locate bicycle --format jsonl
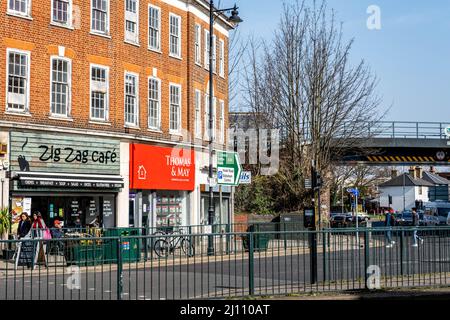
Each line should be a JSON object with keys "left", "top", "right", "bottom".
{"left": 153, "top": 227, "right": 195, "bottom": 258}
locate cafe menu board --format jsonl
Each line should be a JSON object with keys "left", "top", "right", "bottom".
{"left": 15, "top": 239, "right": 38, "bottom": 269}
{"left": 87, "top": 199, "right": 98, "bottom": 222}
{"left": 156, "top": 194, "right": 182, "bottom": 227}
{"left": 70, "top": 200, "right": 80, "bottom": 217}
{"left": 102, "top": 196, "right": 115, "bottom": 228}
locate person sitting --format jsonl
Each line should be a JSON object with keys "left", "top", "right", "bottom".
{"left": 51, "top": 219, "right": 64, "bottom": 238}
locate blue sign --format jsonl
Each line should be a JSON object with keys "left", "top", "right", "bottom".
{"left": 347, "top": 188, "right": 359, "bottom": 196}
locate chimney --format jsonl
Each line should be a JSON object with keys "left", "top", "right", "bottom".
{"left": 415, "top": 166, "right": 423, "bottom": 179}
{"left": 408, "top": 166, "right": 416, "bottom": 179}
{"left": 391, "top": 169, "right": 398, "bottom": 179}
{"left": 430, "top": 166, "right": 435, "bottom": 174}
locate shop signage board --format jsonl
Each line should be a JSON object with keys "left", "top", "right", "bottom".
{"left": 15, "top": 237, "right": 39, "bottom": 269}
{"left": 217, "top": 151, "right": 242, "bottom": 186}
{"left": 18, "top": 179, "right": 123, "bottom": 189}
{"left": 130, "top": 144, "right": 195, "bottom": 191}
{"left": 10, "top": 131, "right": 120, "bottom": 175}
{"left": 239, "top": 171, "right": 252, "bottom": 184}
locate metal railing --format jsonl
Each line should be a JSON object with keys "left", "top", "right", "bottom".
{"left": 364, "top": 121, "right": 450, "bottom": 139}
{"left": 1, "top": 226, "right": 450, "bottom": 300}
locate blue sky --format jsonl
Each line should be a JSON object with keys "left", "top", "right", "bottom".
{"left": 219, "top": 0, "right": 450, "bottom": 122}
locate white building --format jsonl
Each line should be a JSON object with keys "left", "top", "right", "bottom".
{"left": 379, "top": 172, "right": 433, "bottom": 212}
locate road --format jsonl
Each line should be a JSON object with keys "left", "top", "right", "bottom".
{"left": 1, "top": 233, "right": 450, "bottom": 300}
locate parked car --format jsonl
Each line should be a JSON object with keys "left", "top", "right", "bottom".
{"left": 330, "top": 215, "right": 347, "bottom": 228}
{"left": 394, "top": 211, "right": 413, "bottom": 226}
{"left": 424, "top": 202, "right": 450, "bottom": 225}
{"left": 345, "top": 215, "right": 369, "bottom": 227}
{"left": 420, "top": 211, "right": 440, "bottom": 226}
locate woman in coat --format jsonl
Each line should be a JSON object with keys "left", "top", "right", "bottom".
{"left": 31, "top": 212, "right": 47, "bottom": 238}
{"left": 17, "top": 213, "right": 32, "bottom": 239}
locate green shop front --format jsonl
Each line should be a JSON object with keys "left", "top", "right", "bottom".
{"left": 9, "top": 131, "right": 124, "bottom": 229}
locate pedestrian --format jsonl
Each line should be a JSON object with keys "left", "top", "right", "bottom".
{"left": 17, "top": 212, "right": 32, "bottom": 239}
{"left": 385, "top": 210, "right": 396, "bottom": 248}
{"left": 412, "top": 208, "right": 424, "bottom": 247}
{"left": 31, "top": 212, "right": 47, "bottom": 238}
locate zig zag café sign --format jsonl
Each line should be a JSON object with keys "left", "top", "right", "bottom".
{"left": 129, "top": 144, "right": 195, "bottom": 191}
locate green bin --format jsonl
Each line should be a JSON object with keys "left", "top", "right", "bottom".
{"left": 65, "top": 240, "right": 104, "bottom": 266}
{"left": 243, "top": 224, "right": 271, "bottom": 251}
{"left": 103, "top": 228, "right": 141, "bottom": 263}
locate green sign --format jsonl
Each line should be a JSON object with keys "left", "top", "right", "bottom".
{"left": 217, "top": 151, "right": 242, "bottom": 186}
{"left": 10, "top": 131, "right": 120, "bottom": 175}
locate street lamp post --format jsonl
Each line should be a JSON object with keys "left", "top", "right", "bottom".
{"left": 207, "top": 1, "right": 242, "bottom": 256}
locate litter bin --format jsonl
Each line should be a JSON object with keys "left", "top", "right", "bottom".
{"left": 242, "top": 224, "right": 271, "bottom": 251}
{"left": 103, "top": 228, "right": 141, "bottom": 263}
{"left": 65, "top": 238, "right": 104, "bottom": 266}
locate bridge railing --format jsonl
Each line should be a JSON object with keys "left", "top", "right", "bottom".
{"left": 364, "top": 121, "right": 450, "bottom": 139}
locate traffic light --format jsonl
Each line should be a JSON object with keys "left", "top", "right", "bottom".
{"left": 316, "top": 173, "right": 323, "bottom": 188}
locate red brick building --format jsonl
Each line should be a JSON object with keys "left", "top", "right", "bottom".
{"left": 0, "top": 0, "right": 234, "bottom": 230}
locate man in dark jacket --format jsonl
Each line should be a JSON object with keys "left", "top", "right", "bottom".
{"left": 412, "top": 208, "right": 424, "bottom": 247}
{"left": 385, "top": 211, "right": 396, "bottom": 248}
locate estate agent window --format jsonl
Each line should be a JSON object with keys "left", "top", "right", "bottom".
{"left": 169, "top": 83, "right": 181, "bottom": 133}
{"left": 148, "top": 77, "right": 161, "bottom": 130}
{"left": 125, "top": 72, "right": 139, "bottom": 126}
{"left": 50, "top": 57, "right": 71, "bottom": 117}
{"left": 90, "top": 64, "right": 109, "bottom": 121}
{"left": 169, "top": 13, "right": 181, "bottom": 58}
{"left": 91, "top": 0, "right": 109, "bottom": 34}
{"left": 52, "top": 0, "right": 72, "bottom": 26}
{"left": 125, "top": 0, "right": 139, "bottom": 44}
{"left": 6, "top": 49, "right": 30, "bottom": 113}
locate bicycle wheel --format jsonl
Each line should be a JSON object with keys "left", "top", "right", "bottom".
{"left": 181, "top": 238, "right": 195, "bottom": 257}
{"left": 153, "top": 239, "right": 170, "bottom": 258}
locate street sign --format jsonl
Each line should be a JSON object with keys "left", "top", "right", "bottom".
{"left": 445, "top": 126, "right": 450, "bottom": 138}
{"left": 217, "top": 151, "right": 242, "bottom": 186}
{"left": 304, "top": 179, "right": 312, "bottom": 189}
{"left": 347, "top": 188, "right": 359, "bottom": 196}
{"left": 239, "top": 171, "right": 252, "bottom": 184}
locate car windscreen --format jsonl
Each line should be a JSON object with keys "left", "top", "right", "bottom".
{"left": 402, "top": 212, "right": 412, "bottom": 218}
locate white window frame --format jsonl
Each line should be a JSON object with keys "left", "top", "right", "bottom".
{"left": 147, "top": 76, "right": 161, "bottom": 130}
{"left": 169, "top": 13, "right": 181, "bottom": 59}
{"left": 194, "top": 89, "right": 202, "bottom": 138}
{"left": 89, "top": 63, "right": 110, "bottom": 122}
{"left": 194, "top": 24, "right": 202, "bottom": 66}
{"left": 204, "top": 29, "right": 210, "bottom": 70}
{"left": 219, "top": 39, "right": 225, "bottom": 78}
{"left": 219, "top": 100, "right": 225, "bottom": 143}
{"left": 212, "top": 35, "right": 217, "bottom": 74}
{"left": 204, "top": 93, "right": 209, "bottom": 141}
{"left": 148, "top": 4, "right": 161, "bottom": 52}
{"left": 212, "top": 97, "right": 217, "bottom": 142}
{"left": 124, "top": 71, "right": 139, "bottom": 127}
{"left": 91, "top": 0, "right": 110, "bottom": 35}
{"left": 124, "top": 0, "right": 139, "bottom": 45}
{"left": 51, "top": 0, "right": 73, "bottom": 27}
{"left": 169, "top": 83, "right": 182, "bottom": 134}
{"left": 7, "top": 0, "right": 32, "bottom": 18}
{"left": 6, "top": 48, "right": 31, "bottom": 114}
{"left": 49, "top": 56, "right": 72, "bottom": 118}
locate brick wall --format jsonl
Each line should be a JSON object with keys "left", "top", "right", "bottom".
{"left": 0, "top": 0, "right": 230, "bottom": 147}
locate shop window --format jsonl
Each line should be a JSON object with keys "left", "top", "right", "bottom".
{"left": 156, "top": 193, "right": 183, "bottom": 227}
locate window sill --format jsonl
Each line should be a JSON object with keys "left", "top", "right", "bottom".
{"left": 89, "top": 31, "right": 112, "bottom": 39}
{"left": 89, "top": 120, "right": 111, "bottom": 126}
{"left": 124, "top": 40, "right": 140, "bottom": 47}
{"left": 148, "top": 48, "right": 162, "bottom": 54}
{"left": 170, "top": 131, "right": 183, "bottom": 137}
{"left": 50, "top": 22, "right": 74, "bottom": 30}
{"left": 5, "top": 111, "right": 32, "bottom": 117}
{"left": 124, "top": 124, "right": 140, "bottom": 129}
{"left": 195, "top": 62, "right": 203, "bottom": 68}
{"left": 147, "top": 128, "right": 163, "bottom": 133}
{"left": 49, "top": 116, "right": 73, "bottom": 122}
{"left": 6, "top": 12, "right": 33, "bottom": 21}
{"left": 169, "top": 54, "right": 183, "bottom": 61}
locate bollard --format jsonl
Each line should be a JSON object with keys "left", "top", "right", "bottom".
{"left": 364, "top": 230, "right": 370, "bottom": 289}
{"left": 117, "top": 236, "right": 123, "bottom": 300}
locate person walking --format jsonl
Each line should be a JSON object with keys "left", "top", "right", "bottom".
{"left": 17, "top": 213, "right": 32, "bottom": 239}
{"left": 412, "top": 208, "right": 424, "bottom": 247}
{"left": 385, "top": 210, "right": 396, "bottom": 248}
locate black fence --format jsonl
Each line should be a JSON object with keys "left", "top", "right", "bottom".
{"left": 1, "top": 226, "right": 450, "bottom": 300}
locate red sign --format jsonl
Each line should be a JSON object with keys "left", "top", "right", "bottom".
{"left": 129, "top": 144, "right": 195, "bottom": 191}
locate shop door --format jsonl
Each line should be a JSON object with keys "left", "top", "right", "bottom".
{"left": 129, "top": 198, "right": 135, "bottom": 227}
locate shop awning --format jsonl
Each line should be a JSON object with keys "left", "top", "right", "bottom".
{"left": 15, "top": 172, "right": 124, "bottom": 189}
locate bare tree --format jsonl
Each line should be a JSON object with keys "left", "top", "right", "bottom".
{"left": 241, "top": 0, "right": 383, "bottom": 212}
